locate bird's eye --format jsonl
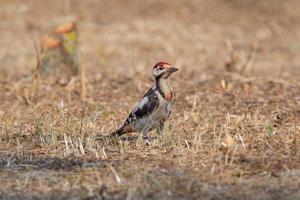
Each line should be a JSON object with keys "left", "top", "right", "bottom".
{"left": 158, "top": 66, "right": 164, "bottom": 70}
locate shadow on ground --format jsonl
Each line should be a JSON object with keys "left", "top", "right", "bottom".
{"left": 0, "top": 169, "right": 299, "bottom": 200}
{"left": 0, "top": 155, "right": 118, "bottom": 171}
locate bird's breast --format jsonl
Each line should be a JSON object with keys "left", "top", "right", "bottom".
{"left": 165, "top": 92, "right": 173, "bottom": 101}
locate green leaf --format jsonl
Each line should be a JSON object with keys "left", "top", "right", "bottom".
{"left": 266, "top": 122, "right": 275, "bottom": 136}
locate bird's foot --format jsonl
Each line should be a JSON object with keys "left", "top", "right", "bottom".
{"left": 142, "top": 135, "right": 160, "bottom": 145}
{"left": 142, "top": 134, "right": 152, "bottom": 145}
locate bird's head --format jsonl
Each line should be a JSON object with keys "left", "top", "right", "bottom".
{"left": 152, "top": 62, "right": 179, "bottom": 80}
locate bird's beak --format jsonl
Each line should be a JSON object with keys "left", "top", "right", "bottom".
{"left": 167, "top": 67, "right": 179, "bottom": 73}
{"left": 164, "top": 67, "right": 179, "bottom": 78}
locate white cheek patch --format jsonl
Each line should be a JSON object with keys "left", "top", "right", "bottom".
{"left": 153, "top": 68, "right": 160, "bottom": 76}
{"left": 153, "top": 68, "right": 165, "bottom": 77}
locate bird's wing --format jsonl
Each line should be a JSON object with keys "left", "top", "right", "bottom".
{"left": 124, "top": 86, "right": 159, "bottom": 125}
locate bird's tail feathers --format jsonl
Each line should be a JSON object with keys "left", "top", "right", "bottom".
{"left": 110, "top": 126, "right": 124, "bottom": 137}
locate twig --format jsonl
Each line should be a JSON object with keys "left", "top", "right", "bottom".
{"left": 239, "top": 51, "right": 254, "bottom": 75}
{"left": 108, "top": 164, "right": 122, "bottom": 184}
{"left": 79, "top": 104, "right": 87, "bottom": 138}
{"left": 32, "top": 39, "right": 41, "bottom": 103}
{"left": 79, "top": 51, "right": 87, "bottom": 101}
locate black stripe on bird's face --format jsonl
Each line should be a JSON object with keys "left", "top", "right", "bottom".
{"left": 154, "top": 67, "right": 178, "bottom": 80}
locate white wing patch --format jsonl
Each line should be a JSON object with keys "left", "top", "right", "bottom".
{"left": 131, "top": 96, "right": 149, "bottom": 114}
{"left": 137, "top": 96, "right": 148, "bottom": 109}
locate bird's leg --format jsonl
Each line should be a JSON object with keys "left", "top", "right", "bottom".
{"left": 142, "top": 131, "right": 149, "bottom": 139}
{"left": 142, "top": 132, "right": 151, "bottom": 145}
{"left": 156, "top": 121, "right": 165, "bottom": 137}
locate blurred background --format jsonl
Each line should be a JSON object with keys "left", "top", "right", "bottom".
{"left": 1, "top": 0, "right": 300, "bottom": 79}
{"left": 0, "top": 1, "right": 300, "bottom": 199}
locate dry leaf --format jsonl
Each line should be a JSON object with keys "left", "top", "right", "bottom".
{"left": 54, "top": 22, "right": 76, "bottom": 33}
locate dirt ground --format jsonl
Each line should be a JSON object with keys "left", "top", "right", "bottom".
{"left": 0, "top": 0, "right": 300, "bottom": 199}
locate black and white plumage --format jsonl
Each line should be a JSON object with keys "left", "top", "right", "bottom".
{"left": 110, "top": 62, "right": 178, "bottom": 137}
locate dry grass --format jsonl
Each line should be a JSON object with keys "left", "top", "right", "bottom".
{"left": 0, "top": 0, "right": 300, "bottom": 199}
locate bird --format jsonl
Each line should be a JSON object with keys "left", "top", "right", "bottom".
{"left": 110, "top": 62, "right": 179, "bottom": 139}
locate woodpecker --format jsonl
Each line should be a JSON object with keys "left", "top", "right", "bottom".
{"left": 110, "top": 62, "right": 179, "bottom": 138}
